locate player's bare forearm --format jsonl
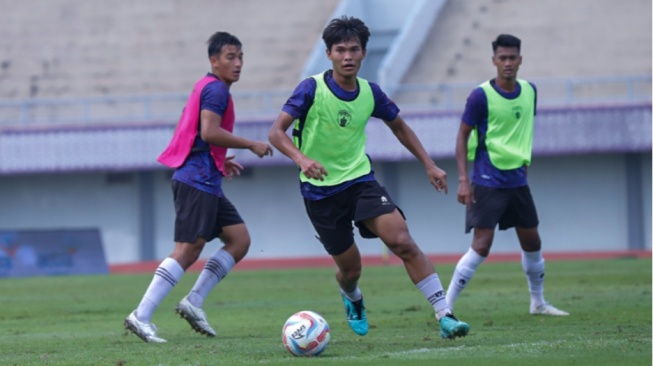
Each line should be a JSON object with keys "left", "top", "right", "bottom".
{"left": 387, "top": 118, "right": 436, "bottom": 169}
{"left": 269, "top": 129, "right": 303, "bottom": 164}
{"left": 455, "top": 122, "right": 475, "bottom": 205}
{"left": 455, "top": 144, "right": 469, "bottom": 183}
{"left": 202, "top": 125, "right": 253, "bottom": 149}
{"left": 387, "top": 117, "right": 447, "bottom": 192}
{"left": 269, "top": 111, "right": 328, "bottom": 180}
{"left": 455, "top": 122, "right": 473, "bottom": 182}
{"left": 268, "top": 111, "right": 305, "bottom": 165}
{"left": 200, "top": 110, "right": 262, "bottom": 150}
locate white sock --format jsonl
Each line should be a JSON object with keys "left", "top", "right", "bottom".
{"left": 522, "top": 250, "right": 546, "bottom": 307}
{"left": 416, "top": 273, "right": 450, "bottom": 320}
{"left": 136, "top": 257, "right": 184, "bottom": 322}
{"left": 340, "top": 286, "right": 362, "bottom": 302}
{"left": 446, "top": 248, "right": 486, "bottom": 310}
{"left": 187, "top": 249, "right": 236, "bottom": 307}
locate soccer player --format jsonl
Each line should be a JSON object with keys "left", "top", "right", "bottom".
{"left": 445, "top": 34, "right": 569, "bottom": 316}
{"left": 268, "top": 16, "right": 470, "bottom": 340}
{"left": 124, "top": 31, "right": 273, "bottom": 343}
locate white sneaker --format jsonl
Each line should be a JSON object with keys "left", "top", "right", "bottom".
{"left": 530, "top": 303, "right": 569, "bottom": 316}
{"left": 124, "top": 311, "right": 167, "bottom": 343}
{"left": 175, "top": 296, "right": 216, "bottom": 337}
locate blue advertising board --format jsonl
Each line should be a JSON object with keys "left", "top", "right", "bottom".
{"left": 0, "top": 228, "right": 108, "bottom": 277}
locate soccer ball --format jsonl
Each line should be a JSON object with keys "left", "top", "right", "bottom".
{"left": 282, "top": 310, "right": 331, "bottom": 357}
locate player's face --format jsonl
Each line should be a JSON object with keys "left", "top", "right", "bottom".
{"left": 210, "top": 44, "right": 243, "bottom": 86}
{"left": 326, "top": 39, "right": 366, "bottom": 79}
{"left": 492, "top": 46, "right": 522, "bottom": 80}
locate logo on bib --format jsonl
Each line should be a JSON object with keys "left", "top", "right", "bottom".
{"left": 337, "top": 110, "right": 352, "bottom": 127}
{"left": 512, "top": 106, "right": 523, "bottom": 119}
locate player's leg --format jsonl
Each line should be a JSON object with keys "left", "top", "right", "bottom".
{"left": 446, "top": 185, "right": 507, "bottom": 310}
{"left": 178, "top": 196, "right": 249, "bottom": 336}
{"left": 357, "top": 181, "right": 469, "bottom": 339}
{"left": 125, "top": 181, "right": 210, "bottom": 343}
{"left": 363, "top": 210, "right": 433, "bottom": 284}
{"left": 512, "top": 186, "right": 568, "bottom": 316}
{"left": 124, "top": 239, "right": 204, "bottom": 343}
{"left": 332, "top": 243, "right": 362, "bottom": 298}
{"left": 186, "top": 223, "right": 249, "bottom": 308}
{"left": 364, "top": 210, "right": 469, "bottom": 339}
{"left": 331, "top": 243, "right": 369, "bottom": 335}
{"left": 304, "top": 185, "right": 368, "bottom": 335}
{"left": 445, "top": 229, "right": 493, "bottom": 310}
{"left": 363, "top": 208, "right": 469, "bottom": 339}
{"left": 516, "top": 227, "right": 569, "bottom": 316}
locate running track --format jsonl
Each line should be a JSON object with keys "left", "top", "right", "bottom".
{"left": 110, "top": 250, "right": 651, "bottom": 274}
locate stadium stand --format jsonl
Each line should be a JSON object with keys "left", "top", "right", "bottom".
{"left": 0, "top": 0, "right": 340, "bottom": 99}
{"left": 394, "top": 0, "right": 652, "bottom": 108}
{"left": 1, "top": 0, "right": 649, "bottom": 124}
{"left": 404, "top": 0, "right": 652, "bottom": 83}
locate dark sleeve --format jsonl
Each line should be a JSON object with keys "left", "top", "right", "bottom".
{"left": 369, "top": 82, "right": 399, "bottom": 122}
{"left": 461, "top": 87, "right": 487, "bottom": 127}
{"left": 200, "top": 81, "right": 230, "bottom": 116}
{"left": 529, "top": 81, "right": 537, "bottom": 116}
{"left": 281, "top": 78, "right": 317, "bottom": 120}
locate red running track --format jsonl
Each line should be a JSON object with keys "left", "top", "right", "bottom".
{"left": 110, "top": 250, "right": 651, "bottom": 274}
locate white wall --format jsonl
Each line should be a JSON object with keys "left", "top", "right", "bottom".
{"left": 0, "top": 172, "right": 140, "bottom": 263}
{"left": 376, "top": 154, "right": 642, "bottom": 256}
{"left": 0, "top": 152, "right": 650, "bottom": 264}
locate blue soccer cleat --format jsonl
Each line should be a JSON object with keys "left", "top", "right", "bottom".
{"left": 342, "top": 295, "right": 368, "bottom": 336}
{"left": 439, "top": 313, "right": 470, "bottom": 339}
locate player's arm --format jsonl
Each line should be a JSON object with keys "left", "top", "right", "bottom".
{"left": 268, "top": 111, "right": 327, "bottom": 181}
{"left": 384, "top": 115, "right": 447, "bottom": 193}
{"left": 456, "top": 121, "right": 474, "bottom": 207}
{"left": 200, "top": 110, "right": 272, "bottom": 158}
{"left": 456, "top": 87, "right": 485, "bottom": 207}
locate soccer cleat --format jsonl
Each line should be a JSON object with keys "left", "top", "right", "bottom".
{"left": 175, "top": 296, "right": 217, "bottom": 337}
{"left": 124, "top": 311, "right": 167, "bottom": 343}
{"left": 439, "top": 313, "right": 470, "bottom": 339}
{"left": 530, "top": 303, "right": 569, "bottom": 316}
{"left": 342, "top": 295, "right": 368, "bottom": 336}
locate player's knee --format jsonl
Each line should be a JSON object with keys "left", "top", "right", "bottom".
{"left": 385, "top": 232, "right": 419, "bottom": 258}
{"left": 171, "top": 242, "right": 205, "bottom": 268}
{"left": 232, "top": 233, "right": 251, "bottom": 248}
{"left": 341, "top": 267, "right": 362, "bottom": 283}
{"left": 520, "top": 235, "right": 541, "bottom": 251}
{"left": 471, "top": 243, "right": 491, "bottom": 257}
{"left": 224, "top": 235, "right": 250, "bottom": 262}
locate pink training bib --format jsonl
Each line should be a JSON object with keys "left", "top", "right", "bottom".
{"left": 157, "top": 75, "right": 235, "bottom": 175}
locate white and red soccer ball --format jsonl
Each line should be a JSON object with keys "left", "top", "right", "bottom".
{"left": 282, "top": 310, "right": 331, "bottom": 357}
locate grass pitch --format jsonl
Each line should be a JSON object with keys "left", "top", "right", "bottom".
{"left": 1, "top": 257, "right": 650, "bottom": 365}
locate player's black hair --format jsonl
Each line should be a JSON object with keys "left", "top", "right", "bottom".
{"left": 492, "top": 34, "right": 521, "bottom": 53}
{"left": 207, "top": 32, "right": 242, "bottom": 57}
{"left": 322, "top": 16, "right": 370, "bottom": 51}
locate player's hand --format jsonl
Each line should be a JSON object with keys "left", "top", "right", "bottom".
{"left": 249, "top": 141, "right": 273, "bottom": 158}
{"left": 299, "top": 157, "right": 328, "bottom": 181}
{"left": 457, "top": 179, "right": 475, "bottom": 208}
{"left": 427, "top": 165, "right": 448, "bottom": 194}
{"left": 223, "top": 156, "right": 243, "bottom": 180}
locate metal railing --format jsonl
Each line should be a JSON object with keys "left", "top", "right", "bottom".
{"left": 394, "top": 75, "right": 652, "bottom": 112}
{"left": 0, "top": 75, "right": 650, "bottom": 126}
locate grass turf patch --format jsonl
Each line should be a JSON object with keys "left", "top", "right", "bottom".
{"left": 0, "top": 257, "right": 650, "bottom": 365}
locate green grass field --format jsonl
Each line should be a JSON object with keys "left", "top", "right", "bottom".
{"left": 1, "top": 257, "right": 650, "bottom": 366}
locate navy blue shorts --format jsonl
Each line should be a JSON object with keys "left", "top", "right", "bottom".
{"left": 172, "top": 180, "right": 244, "bottom": 243}
{"left": 304, "top": 180, "right": 402, "bottom": 256}
{"left": 465, "top": 184, "right": 539, "bottom": 233}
